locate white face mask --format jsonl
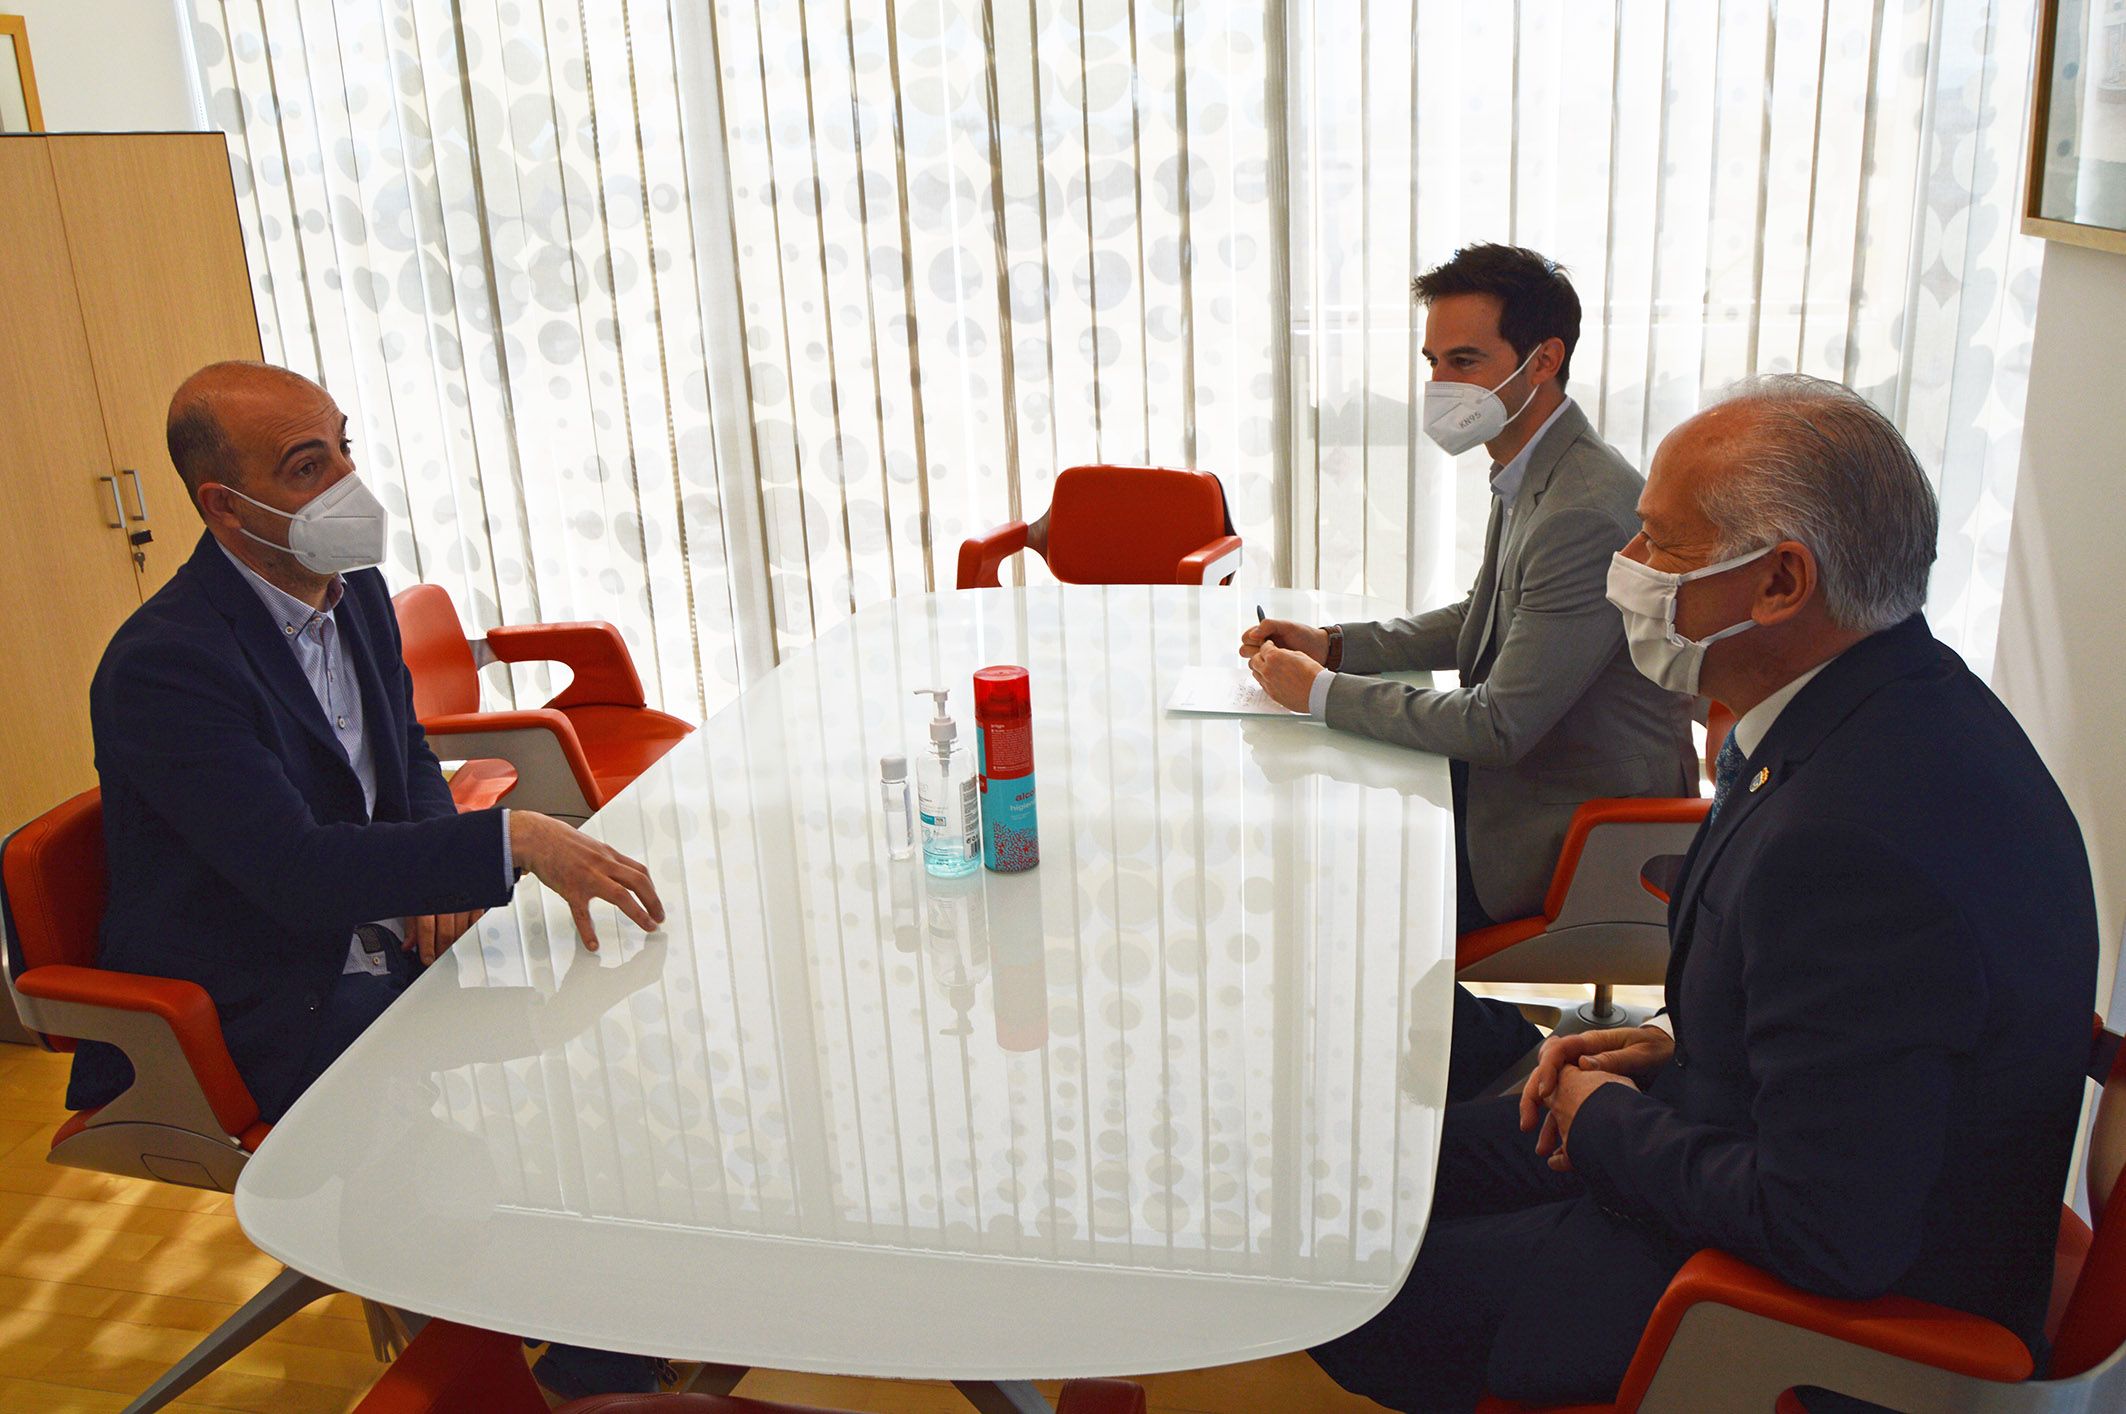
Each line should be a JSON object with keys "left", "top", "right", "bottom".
{"left": 1422, "top": 345, "right": 1542, "bottom": 456}
{"left": 223, "top": 473, "right": 389, "bottom": 575}
{"left": 1605, "top": 545, "right": 1774, "bottom": 696}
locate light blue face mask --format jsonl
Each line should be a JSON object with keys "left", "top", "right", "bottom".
{"left": 1604, "top": 544, "right": 1774, "bottom": 695}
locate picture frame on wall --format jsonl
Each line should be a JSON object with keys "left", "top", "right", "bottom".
{"left": 2027, "top": 0, "right": 2126, "bottom": 255}
{"left": 0, "top": 13, "right": 41, "bottom": 134}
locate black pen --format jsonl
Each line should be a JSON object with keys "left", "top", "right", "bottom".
{"left": 1256, "top": 604, "right": 1266, "bottom": 624}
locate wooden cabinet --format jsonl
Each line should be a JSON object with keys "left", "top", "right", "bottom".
{"left": 0, "top": 133, "right": 262, "bottom": 835}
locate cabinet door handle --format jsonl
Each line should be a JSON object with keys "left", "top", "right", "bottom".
{"left": 122, "top": 468, "right": 149, "bottom": 522}
{"left": 98, "top": 475, "right": 125, "bottom": 528}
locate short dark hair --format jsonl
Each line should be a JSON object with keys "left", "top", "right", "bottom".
{"left": 1412, "top": 243, "right": 1581, "bottom": 390}
{"left": 166, "top": 399, "right": 236, "bottom": 505}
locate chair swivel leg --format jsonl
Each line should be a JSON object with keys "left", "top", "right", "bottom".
{"left": 121, "top": 1264, "right": 337, "bottom": 1414}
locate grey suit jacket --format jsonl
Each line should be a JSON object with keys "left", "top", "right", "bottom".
{"left": 1323, "top": 401, "right": 1695, "bottom": 922}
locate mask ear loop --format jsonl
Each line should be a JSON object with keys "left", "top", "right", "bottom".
{"left": 1495, "top": 343, "right": 1545, "bottom": 428}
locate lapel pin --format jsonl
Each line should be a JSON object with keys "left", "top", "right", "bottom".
{"left": 1749, "top": 767, "right": 1770, "bottom": 793}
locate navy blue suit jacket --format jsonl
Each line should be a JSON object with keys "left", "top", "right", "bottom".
{"left": 68, "top": 532, "right": 515, "bottom": 1122}
{"left": 1569, "top": 615, "right": 2096, "bottom": 1357}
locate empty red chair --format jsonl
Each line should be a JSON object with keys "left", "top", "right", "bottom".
{"left": 1, "top": 789, "right": 399, "bottom": 1411}
{"left": 1476, "top": 1018, "right": 2126, "bottom": 1412}
{"left": 393, "top": 584, "right": 693, "bottom": 822}
{"left": 957, "top": 464, "right": 1242, "bottom": 589}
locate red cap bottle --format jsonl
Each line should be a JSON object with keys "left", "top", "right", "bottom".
{"left": 972, "top": 665, "right": 1038, "bottom": 871}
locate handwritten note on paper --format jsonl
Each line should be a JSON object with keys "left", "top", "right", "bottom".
{"left": 1165, "top": 666, "right": 1311, "bottom": 718}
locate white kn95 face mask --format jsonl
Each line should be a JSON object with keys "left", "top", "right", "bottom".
{"left": 225, "top": 473, "right": 389, "bottom": 576}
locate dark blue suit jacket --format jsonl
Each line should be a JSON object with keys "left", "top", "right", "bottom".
{"left": 68, "top": 533, "right": 515, "bottom": 1122}
{"left": 1568, "top": 614, "right": 2096, "bottom": 1359}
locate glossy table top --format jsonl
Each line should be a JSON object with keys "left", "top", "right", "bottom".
{"left": 234, "top": 586, "right": 1457, "bottom": 1379}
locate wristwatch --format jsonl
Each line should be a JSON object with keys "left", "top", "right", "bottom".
{"left": 1322, "top": 624, "right": 1343, "bottom": 671}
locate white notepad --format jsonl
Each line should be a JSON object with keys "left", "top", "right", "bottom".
{"left": 1165, "top": 666, "right": 1311, "bottom": 717}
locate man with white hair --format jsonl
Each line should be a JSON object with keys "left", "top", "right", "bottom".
{"left": 1311, "top": 375, "right": 2098, "bottom": 1410}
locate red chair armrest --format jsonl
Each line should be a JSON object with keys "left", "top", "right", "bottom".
{"left": 420, "top": 705, "right": 608, "bottom": 816}
{"left": 958, "top": 521, "right": 1029, "bottom": 589}
{"left": 14, "top": 963, "right": 259, "bottom": 1138}
{"left": 1541, "top": 797, "right": 1710, "bottom": 919}
{"left": 1176, "top": 533, "right": 1244, "bottom": 585}
{"left": 1456, "top": 915, "right": 1551, "bottom": 970}
{"left": 485, "top": 622, "right": 647, "bottom": 710}
{"left": 1612, "top": 1250, "right": 2033, "bottom": 1410}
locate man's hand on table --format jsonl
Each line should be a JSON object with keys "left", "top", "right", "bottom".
{"left": 1519, "top": 1024, "right": 1673, "bottom": 1172}
{"left": 509, "top": 811, "right": 666, "bottom": 952}
{"left": 403, "top": 910, "right": 482, "bottom": 966}
{"left": 1240, "top": 618, "right": 1330, "bottom": 665}
{"left": 1246, "top": 641, "right": 1326, "bottom": 712}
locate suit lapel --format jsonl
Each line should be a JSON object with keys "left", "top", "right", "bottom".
{"left": 1461, "top": 502, "right": 1506, "bottom": 676}
{"left": 1662, "top": 615, "right": 1949, "bottom": 1007}
{"left": 337, "top": 578, "right": 406, "bottom": 821}
{"left": 1467, "top": 402, "right": 1590, "bottom": 672}
{"left": 192, "top": 532, "right": 351, "bottom": 764}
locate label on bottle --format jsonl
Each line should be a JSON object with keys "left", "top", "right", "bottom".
{"left": 959, "top": 776, "right": 981, "bottom": 857}
{"left": 978, "top": 718, "right": 1034, "bottom": 778}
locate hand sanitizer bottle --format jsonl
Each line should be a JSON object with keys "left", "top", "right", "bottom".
{"left": 913, "top": 688, "right": 980, "bottom": 878}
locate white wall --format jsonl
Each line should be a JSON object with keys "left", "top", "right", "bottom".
{"left": 7, "top": 0, "right": 196, "bottom": 132}
{"left": 1993, "top": 238, "right": 2126, "bottom": 1013}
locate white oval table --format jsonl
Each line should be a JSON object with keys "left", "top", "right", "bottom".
{"left": 234, "top": 585, "right": 1457, "bottom": 1405}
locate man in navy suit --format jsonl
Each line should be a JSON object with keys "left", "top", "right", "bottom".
{"left": 72, "top": 361, "right": 670, "bottom": 1397}
{"left": 1312, "top": 375, "right": 2098, "bottom": 1410}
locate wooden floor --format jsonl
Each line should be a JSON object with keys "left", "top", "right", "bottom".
{"left": 0, "top": 1043, "right": 1390, "bottom": 1413}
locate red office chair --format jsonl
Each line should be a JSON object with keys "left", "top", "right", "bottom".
{"left": 555, "top": 1382, "right": 1149, "bottom": 1413}
{"left": 1456, "top": 701, "right": 1732, "bottom": 1033}
{"left": 393, "top": 584, "right": 693, "bottom": 822}
{"left": 1454, "top": 797, "right": 1710, "bottom": 1031}
{"left": 0, "top": 789, "right": 404, "bottom": 1411}
{"left": 956, "top": 464, "right": 1243, "bottom": 589}
{"left": 1476, "top": 1019, "right": 2126, "bottom": 1412}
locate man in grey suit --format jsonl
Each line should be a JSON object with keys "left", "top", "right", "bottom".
{"left": 1245, "top": 244, "right": 1694, "bottom": 1098}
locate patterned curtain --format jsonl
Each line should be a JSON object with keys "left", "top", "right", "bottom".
{"left": 188, "top": 0, "right": 2037, "bottom": 720}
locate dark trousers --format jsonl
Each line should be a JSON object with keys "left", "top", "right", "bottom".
{"left": 267, "top": 948, "right": 413, "bottom": 1122}
{"left": 1311, "top": 1095, "right": 1691, "bottom": 1411}
{"left": 1449, "top": 759, "right": 1544, "bottom": 1103}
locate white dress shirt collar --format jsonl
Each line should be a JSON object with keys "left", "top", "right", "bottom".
{"left": 1731, "top": 652, "right": 1843, "bottom": 758}
{"left": 1488, "top": 396, "right": 1574, "bottom": 505}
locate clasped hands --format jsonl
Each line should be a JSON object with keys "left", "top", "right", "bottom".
{"left": 1518, "top": 1024, "right": 1673, "bottom": 1172}
{"left": 1239, "top": 617, "right": 1329, "bottom": 712}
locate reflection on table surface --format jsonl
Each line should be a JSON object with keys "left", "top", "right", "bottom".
{"left": 236, "top": 586, "right": 1459, "bottom": 1377}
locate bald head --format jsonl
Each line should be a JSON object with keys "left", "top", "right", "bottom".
{"left": 166, "top": 361, "right": 331, "bottom": 509}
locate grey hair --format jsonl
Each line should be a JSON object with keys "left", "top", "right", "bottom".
{"left": 1698, "top": 374, "right": 1938, "bottom": 633}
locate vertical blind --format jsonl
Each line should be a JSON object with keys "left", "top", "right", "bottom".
{"left": 189, "top": 0, "right": 2038, "bottom": 715}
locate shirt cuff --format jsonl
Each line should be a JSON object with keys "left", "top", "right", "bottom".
{"left": 1644, "top": 1011, "right": 1673, "bottom": 1036}
{"left": 500, "top": 808, "right": 516, "bottom": 890}
{"left": 1307, "top": 669, "right": 1336, "bottom": 720}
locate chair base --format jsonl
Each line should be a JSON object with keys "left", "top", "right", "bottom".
{"left": 51, "top": 1120, "right": 248, "bottom": 1191}
{"left": 122, "top": 1265, "right": 335, "bottom": 1413}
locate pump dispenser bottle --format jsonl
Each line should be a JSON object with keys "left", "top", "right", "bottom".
{"left": 912, "top": 688, "right": 980, "bottom": 877}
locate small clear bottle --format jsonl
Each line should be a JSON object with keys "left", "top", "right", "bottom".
{"left": 879, "top": 754, "right": 915, "bottom": 860}
{"left": 912, "top": 688, "right": 980, "bottom": 878}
